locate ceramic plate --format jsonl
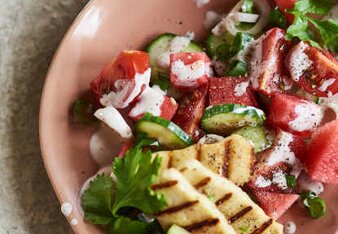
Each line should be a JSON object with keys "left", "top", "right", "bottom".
{"left": 39, "top": 0, "right": 337, "bottom": 233}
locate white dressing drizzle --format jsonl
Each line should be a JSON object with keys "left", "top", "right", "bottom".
{"left": 297, "top": 172, "right": 324, "bottom": 195}
{"left": 318, "top": 79, "right": 336, "bottom": 92}
{"left": 171, "top": 59, "right": 206, "bottom": 87}
{"left": 129, "top": 87, "right": 166, "bottom": 118}
{"left": 61, "top": 202, "right": 73, "bottom": 217}
{"left": 100, "top": 68, "right": 151, "bottom": 108}
{"left": 284, "top": 221, "right": 297, "bottom": 234}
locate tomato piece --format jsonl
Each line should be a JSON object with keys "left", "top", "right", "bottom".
{"left": 248, "top": 131, "right": 306, "bottom": 193}
{"left": 286, "top": 42, "right": 338, "bottom": 97}
{"left": 209, "top": 77, "right": 258, "bottom": 107}
{"left": 172, "top": 83, "right": 209, "bottom": 142}
{"left": 268, "top": 93, "right": 324, "bottom": 137}
{"left": 249, "top": 28, "right": 292, "bottom": 96}
{"left": 274, "top": 0, "right": 297, "bottom": 23}
{"left": 118, "top": 140, "right": 133, "bottom": 158}
{"left": 90, "top": 50, "right": 150, "bottom": 109}
{"left": 305, "top": 119, "right": 338, "bottom": 185}
{"left": 251, "top": 190, "right": 299, "bottom": 219}
{"left": 128, "top": 87, "right": 178, "bottom": 121}
{"left": 170, "top": 52, "right": 212, "bottom": 91}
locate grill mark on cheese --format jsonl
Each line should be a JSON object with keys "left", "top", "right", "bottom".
{"left": 249, "top": 148, "right": 255, "bottom": 176}
{"left": 229, "top": 206, "right": 253, "bottom": 223}
{"left": 168, "top": 151, "right": 173, "bottom": 168}
{"left": 223, "top": 140, "right": 230, "bottom": 178}
{"left": 184, "top": 218, "right": 220, "bottom": 232}
{"left": 151, "top": 180, "right": 178, "bottom": 191}
{"left": 215, "top": 193, "right": 233, "bottom": 206}
{"left": 251, "top": 219, "right": 273, "bottom": 234}
{"left": 179, "top": 167, "right": 188, "bottom": 173}
{"left": 196, "top": 144, "right": 202, "bottom": 161}
{"left": 193, "top": 177, "right": 211, "bottom": 189}
{"left": 157, "top": 200, "right": 199, "bottom": 216}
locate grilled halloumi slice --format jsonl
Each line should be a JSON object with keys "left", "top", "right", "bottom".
{"left": 173, "top": 159, "right": 283, "bottom": 234}
{"left": 152, "top": 168, "right": 236, "bottom": 234}
{"left": 154, "top": 134, "right": 255, "bottom": 186}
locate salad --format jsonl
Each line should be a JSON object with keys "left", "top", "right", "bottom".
{"left": 71, "top": 0, "right": 338, "bottom": 233}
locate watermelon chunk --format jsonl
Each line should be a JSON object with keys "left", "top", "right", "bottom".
{"left": 209, "top": 77, "right": 258, "bottom": 107}
{"left": 305, "top": 119, "right": 338, "bottom": 185}
{"left": 252, "top": 190, "right": 299, "bottom": 219}
{"left": 172, "top": 83, "right": 208, "bottom": 142}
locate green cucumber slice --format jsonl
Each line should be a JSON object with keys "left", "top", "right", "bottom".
{"left": 135, "top": 113, "right": 193, "bottom": 149}
{"left": 201, "top": 104, "right": 266, "bottom": 135}
{"left": 205, "top": 32, "right": 233, "bottom": 58}
{"left": 234, "top": 126, "right": 271, "bottom": 153}
{"left": 145, "top": 33, "right": 203, "bottom": 80}
{"left": 166, "top": 225, "right": 190, "bottom": 234}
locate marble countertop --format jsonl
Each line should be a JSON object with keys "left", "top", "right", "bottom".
{"left": 0, "top": 0, "right": 88, "bottom": 233}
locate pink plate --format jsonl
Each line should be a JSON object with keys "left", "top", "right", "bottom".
{"left": 39, "top": 0, "right": 337, "bottom": 233}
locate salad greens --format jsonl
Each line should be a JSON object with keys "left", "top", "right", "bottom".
{"left": 286, "top": 0, "right": 338, "bottom": 52}
{"left": 268, "top": 7, "right": 288, "bottom": 29}
{"left": 81, "top": 145, "right": 167, "bottom": 233}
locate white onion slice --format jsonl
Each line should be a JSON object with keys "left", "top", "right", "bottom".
{"left": 233, "top": 12, "right": 259, "bottom": 23}
{"left": 212, "top": 0, "right": 271, "bottom": 36}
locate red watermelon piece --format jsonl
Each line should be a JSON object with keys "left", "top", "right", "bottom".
{"left": 305, "top": 119, "right": 338, "bottom": 185}
{"left": 209, "top": 77, "right": 258, "bottom": 107}
{"left": 172, "top": 83, "right": 208, "bottom": 142}
{"left": 252, "top": 190, "right": 299, "bottom": 219}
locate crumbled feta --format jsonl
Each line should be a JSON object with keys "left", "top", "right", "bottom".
{"left": 284, "top": 221, "right": 297, "bottom": 234}
{"left": 152, "top": 85, "right": 167, "bottom": 95}
{"left": 255, "top": 175, "right": 272, "bottom": 188}
{"left": 234, "top": 81, "right": 249, "bottom": 97}
{"left": 100, "top": 68, "right": 151, "bottom": 108}
{"left": 94, "top": 106, "right": 133, "bottom": 139}
{"left": 171, "top": 59, "right": 206, "bottom": 87}
{"left": 288, "top": 42, "right": 312, "bottom": 82}
{"left": 61, "top": 203, "right": 73, "bottom": 217}
{"left": 129, "top": 87, "right": 165, "bottom": 118}
{"left": 170, "top": 36, "right": 191, "bottom": 53}
{"left": 195, "top": 0, "right": 210, "bottom": 8}
{"left": 289, "top": 102, "right": 323, "bottom": 132}
{"left": 156, "top": 52, "right": 171, "bottom": 69}
{"left": 272, "top": 172, "right": 288, "bottom": 190}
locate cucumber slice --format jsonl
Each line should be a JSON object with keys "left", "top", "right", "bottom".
{"left": 146, "top": 33, "right": 203, "bottom": 79}
{"left": 234, "top": 126, "right": 271, "bottom": 153}
{"left": 167, "top": 225, "right": 190, "bottom": 234}
{"left": 135, "top": 113, "right": 193, "bottom": 149}
{"left": 201, "top": 104, "right": 266, "bottom": 135}
{"left": 205, "top": 32, "right": 234, "bottom": 58}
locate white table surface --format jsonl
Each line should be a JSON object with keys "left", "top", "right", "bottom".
{"left": 0, "top": 0, "right": 88, "bottom": 233}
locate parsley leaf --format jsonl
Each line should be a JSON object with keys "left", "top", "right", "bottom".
{"left": 81, "top": 174, "right": 114, "bottom": 225}
{"left": 286, "top": 0, "right": 338, "bottom": 52}
{"left": 112, "top": 146, "right": 167, "bottom": 214}
{"left": 81, "top": 146, "right": 167, "bottom": 233}
{"left": 292, "top": 0, "right": 333, "bottom": 15}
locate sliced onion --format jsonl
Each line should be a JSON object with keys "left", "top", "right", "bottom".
{"left": 212, "top": 0, "right": 271, "bottom": 36}
{"left": 233, "top": 12, "right": 259, "bottom": 23}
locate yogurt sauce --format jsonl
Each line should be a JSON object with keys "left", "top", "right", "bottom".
{"left": 284, "top": 221, "right": 297, "bottom": 234}
{"left": 61, "top": 202, "right": 73, "bottom": 217}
